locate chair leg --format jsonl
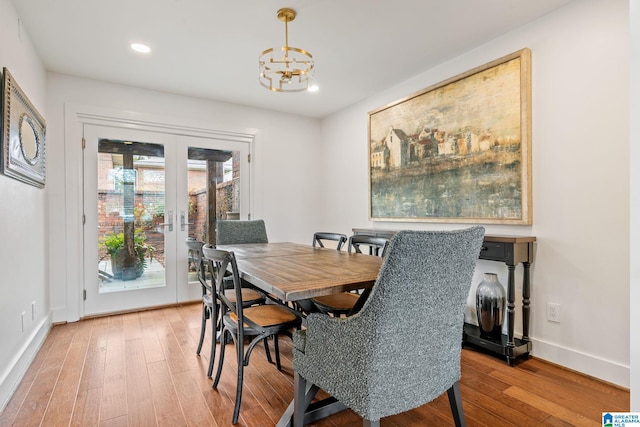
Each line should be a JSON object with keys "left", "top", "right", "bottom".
{"left": 196, "top": 303, "right": 207, "bottom": 355}
{"left": 215, "top": 312, "right": 223, "bottom": 343}
{"left": 274, "top": 335, "right": 282, "bottom": 371}
{"left": 232, "top": 332, "right": 245, "bottom": 424}
{"left": 207, "top": 303, "right": 218, "bottom": 378}
{"left": 447, "top": 381, "right": 467, "bottom": 427}
{"left": 212, "top": 329, "right": 228, "bottom": 389}
{"left": 293, "top": 372, "right": 307, "bottom": 427}
{"left": 363, "top": 419, "right": 380, "bottom": 427}
{"left": 263, "top": 337, "right": 273, "bottom": 363}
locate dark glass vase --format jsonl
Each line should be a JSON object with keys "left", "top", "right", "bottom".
{"left": 475, "top": 273, "right": 505, "bottom": 338}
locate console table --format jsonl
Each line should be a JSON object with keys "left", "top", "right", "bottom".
{"left": 352, "top": 229, "right": 536, "bottom": 366}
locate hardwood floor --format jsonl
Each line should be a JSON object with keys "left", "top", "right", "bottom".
{"left": 0, "top": 303, "right": 629, "bottom": 426}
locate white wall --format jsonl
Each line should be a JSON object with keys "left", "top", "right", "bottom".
{"left": 320, "top": 0, "right": 630, "bottom": 387}
{"left": 45, "top": 73, "right": 323, "bottom": 323}
{"left": 0, "top": 0, "right": 51, "bottom": 410}
{"left": 630, "top": 0, "right": 639, "bottom": 411}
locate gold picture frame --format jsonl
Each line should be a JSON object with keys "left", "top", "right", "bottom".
{"left": 1, "top": 68, "right": 46, "bottom": 188}
{"left": 368, "top": 48, "right": 531, "bottom": 224}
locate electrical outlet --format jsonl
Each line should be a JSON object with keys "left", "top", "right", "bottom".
{"left": 547, "top": 303, "right": 561, "bottom": 323}
{"left": 32, "top": 301, "right": 36, "bottom": 320}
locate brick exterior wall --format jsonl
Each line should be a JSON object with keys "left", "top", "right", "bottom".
{"left": 98, "top": 152, "right": 240, "bottom": 266}
{"left": 99, "top": 178, "right": 240, "bottom": 265}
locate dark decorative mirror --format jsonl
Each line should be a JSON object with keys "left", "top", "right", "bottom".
{"left": 1, "top": 68, "right": 46, "bottom": 188}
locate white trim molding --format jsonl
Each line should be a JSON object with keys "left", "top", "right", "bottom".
{"left": 533, "top": 337, "right": 630, "bottom": 389}
{"left": 58, "top": 103, "right": 259, "bottom": 322}
{"left": 0, "top": 313, "right": 52, "bottom": 412}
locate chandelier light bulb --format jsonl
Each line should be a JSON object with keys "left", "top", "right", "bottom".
{"left": 131, "top": 43, "right": 151, "bottom": 54}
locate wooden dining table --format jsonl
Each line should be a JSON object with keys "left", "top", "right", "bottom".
{"left": 216, "top": 241, "right": 384, "bottom": 427}
{"left": 217, "top": 241, "right": 384, "bottom": 302}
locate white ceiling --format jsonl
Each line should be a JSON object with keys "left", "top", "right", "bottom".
{"left": 10, "top": 0, "right": 575, "bottom": 119}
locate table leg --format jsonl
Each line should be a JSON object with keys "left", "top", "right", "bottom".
{"left": 506, "top": 263, "right": 516, "bottom": 366}
{"left": 277, "top": 400, "right": 295, "bottom": 427}
{"left": 278, "top": 373, "right": 348, "bottom": 427}
{"left": 522, "top": 261, "right": 531, "bottom": 342}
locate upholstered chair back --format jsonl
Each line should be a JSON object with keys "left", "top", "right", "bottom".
{"left": 215, "top": 219, "right": 268, "bottom": 245}
{"left": 293, "top": 226, "right": 485, "bottom": 421}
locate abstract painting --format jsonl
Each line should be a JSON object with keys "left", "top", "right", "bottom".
{"left": 368, "top": 49, "right": 531, "bottom": 224}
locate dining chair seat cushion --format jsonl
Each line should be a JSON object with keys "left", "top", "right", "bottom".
{"left": 223, "top": 288, "right": 264, "bottom": 305}
{"left": 230, "top": 304, "right": 300, "bottom": 328}
{"left": 312, "top": 293, "right": 359, "bottom": 312}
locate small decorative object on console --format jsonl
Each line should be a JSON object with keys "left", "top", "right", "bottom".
{"left": 476, "top": 273, "right": 506, "bottom": 338}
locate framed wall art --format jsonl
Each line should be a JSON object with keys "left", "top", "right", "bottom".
{"left": 1, "top": 67, "right": 46, "bottom": 188}
{"left": 368, "top": 48, "right": 531, "bottom": 224}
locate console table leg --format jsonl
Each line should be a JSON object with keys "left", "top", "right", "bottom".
{"left": 522, "top": 261, "right": 531, "bottom": 342}
{"left": 506, "top": 264, "right": 516, "bottom": 365}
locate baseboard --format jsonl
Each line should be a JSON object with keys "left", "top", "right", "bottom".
{"left": 533, "top": 337, "right": 629, "bottom": 388}
{"left": 0, "top": 312, "right": 52, "bottom": 412}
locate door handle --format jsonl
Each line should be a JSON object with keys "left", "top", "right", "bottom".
{"left": 180, "top": 210, "right": 194, "bottom": 231}
{"left": 159, "top": 210, "right": 173, "bottom": 232}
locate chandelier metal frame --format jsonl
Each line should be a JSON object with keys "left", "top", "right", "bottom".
{"left": 258, "top": 8, "right": 314, "bottom": 93}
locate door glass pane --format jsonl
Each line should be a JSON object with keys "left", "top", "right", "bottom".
{"left": 97, "top": 139, "right": 166, "bottom": 292}
{"left": 186, "top": 147, "right": 239, "bottom": 284}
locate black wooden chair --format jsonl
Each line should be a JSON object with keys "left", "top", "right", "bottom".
{"left": 292, "top": 232, "right": 349, "bottom": 314}
{"left": 311, "top": 234, "right": 389, "bottom": 316}
{"left": 187, "top": 238, "right": 266, "bottom": 378}
{"left": 312, "top": 232, "right": 347, "bottom": 250}
{"left": 198, "top": 242, "right": 268, "bottom": 377}
{"left": 204, "top": 246, "right": 303, "bottom": 424}
{"left": 186, "top": 238, "right": 212, "bottom": 360}
{"left": 348, "top": 234, "right": 389, "bottom": 256}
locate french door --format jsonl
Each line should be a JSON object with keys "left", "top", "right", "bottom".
{"left": 82, "top": 124, "right": 250, "bottom": 315}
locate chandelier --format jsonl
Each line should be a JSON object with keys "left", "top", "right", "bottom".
{"left": 258, "top": 8, "right": 315, "bottom": 92}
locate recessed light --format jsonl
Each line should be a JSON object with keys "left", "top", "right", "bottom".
{"left": 131, "top": 43, "right": 151, "bottom": 54}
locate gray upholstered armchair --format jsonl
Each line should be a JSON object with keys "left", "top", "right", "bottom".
{"left": 216, "top": 219, "right": 268, "bottom": 245}
{"left": 292, "top": 227, "right": 485, "bottom": 427}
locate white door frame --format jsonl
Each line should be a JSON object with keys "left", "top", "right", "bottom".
{"left": 63, "top": 103, "right": 258, "bottom": 321}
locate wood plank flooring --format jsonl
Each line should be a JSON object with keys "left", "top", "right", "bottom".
{"left": 0, "top": 303, "right": 629, "bottom": 426}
